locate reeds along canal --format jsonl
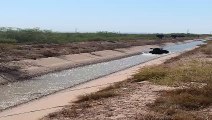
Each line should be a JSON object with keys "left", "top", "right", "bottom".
{"left": 0, "top": 40, "right": 205, "bottom": 111}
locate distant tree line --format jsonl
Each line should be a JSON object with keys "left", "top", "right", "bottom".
{"left": 156, "top": 33, "right": 199, "bottom": 39}
{"left": 0, "top": 27, "right": 200, "bottom": 44}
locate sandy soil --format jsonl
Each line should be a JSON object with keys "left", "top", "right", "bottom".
{"left": 44, "top": 82, "right": 174, "bottom": 120}
{"left": 0, "top": 53, "right": 181, "bottom": 120}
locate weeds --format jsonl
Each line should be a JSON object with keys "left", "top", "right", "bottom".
{"left": 99, "top": 81, "right": 124, "bottom": 92}
{"left": 136, "top": 113, "right": 205, "bottom": 120}
{"left": 0, "top": 43, "right": 18, "bottom": 52}
{"left": 133, "top": 66, "right": 168, "bottom": 83}
{"left": 133, "top": 61, "right": 212, "bottom": 86}
{"left": 76, "top": 91, "right": 118, "bottom": 103}
{"left": 146, "top": 84, "right": 212, "bottom": 120}
{"left": 200, "top": 41, "right": 212, "bottom": 56}
{"left": 150, "top": 85, "right": 212, "bottom": 111}
{"left": 133, "top": 56, "right": 212, "bottom": 119}
{"left": 75, "top": 81, "right": 125, "bottom": 103}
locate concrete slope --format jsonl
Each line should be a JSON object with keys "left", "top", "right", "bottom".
{"left": 12, "top": 45, "right": 158, "bottom": 79}
{"left": 0, "top": 53, "right": 180, "bottom": 120}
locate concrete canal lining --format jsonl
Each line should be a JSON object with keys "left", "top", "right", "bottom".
{"left": 0, "top": 40, "right": 205, "bottom": 120}
{"left": 0, "top": 53, "right": 181, "bottom": 120}
{"left": 16, "top": 45, "right": 157, "bottom": 78}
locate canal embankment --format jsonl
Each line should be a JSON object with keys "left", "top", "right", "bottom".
{"left": 0, "top": 45, "right": 159, "bottom": 85}
{"left": 0, "top": 52, "right": 182, "bottom": 120}
{"left": 0, "top": 40, "right": 205, "bottom": 112}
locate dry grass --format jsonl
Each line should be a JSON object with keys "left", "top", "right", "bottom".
{"left": 75, "top": 81, "right": 124, "bottom": 103}
{"left": 43, "top": 82, "right": 123, "bottom": 119}
{"left": 150, "top": 85, "right": 212, "bottom": 111}
{"left": 46, "top": 102, "right": 91, "bottom": 119}
{"left": 146, "top": 85, "right": 212, "bottom": 120}
{"left": 99, "top": 81, "right": 124, "bottom": 92}
{"left": 200, "top": 41, "right": 212, "bottom": 56}
{"left": 132, "top": 50, "right": 212, "bottom": 119}
{"left": 0, "top": 63, "right": 20, "bottom": 73}
{"left": 0, "top": 43, "right": 18, "bottom": 51}
{"left": 136, "top": 114, "right": 172, "bottom": 120}
{"left": 75, "top": 91, "right": 118, "bottom": 103}
{"left": 136, "top": 113, "right": 206, "bottom": 120}
{"left": 132, "top": 66, "right": 168, "bottom": 83}
{"left": 132, "top": 61, "right": 212, "bottom": 86}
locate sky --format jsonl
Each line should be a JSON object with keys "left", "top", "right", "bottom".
{"left": 0, "top": 0, "right": 211, "bottom": 34}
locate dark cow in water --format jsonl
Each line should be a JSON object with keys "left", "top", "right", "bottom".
{"left": 149, "top": 48, "right": 169, "bottom": 54}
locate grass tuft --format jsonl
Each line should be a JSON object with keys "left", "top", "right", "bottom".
{"left": 75, "top": 91, "right": 118, "bottom": 103}
{"left": 132, "top": 66, "right": 168, "bottom": 83}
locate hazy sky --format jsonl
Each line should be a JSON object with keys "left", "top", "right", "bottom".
{"left": 0, "top": 0, "right": 211, "bottom": 34}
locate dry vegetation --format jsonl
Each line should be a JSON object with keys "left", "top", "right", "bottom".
{"left": 75, "top": 82, "right": 123, "bottom": 103}
{"left": 131, "top": 41, "right": 212, "bottom": 120}
{"left": 0, "top": 28, "right": 202, "bottom": 62}
{"left": 0, "top": 32, "right": 202, "bottom": 84}
{"left": 0, "top": 39, "right": 189, "bottom": 62}
{"left": 43, "top": 40, "right": 212, "bottom": 120}
{"left": 201, "top": 41, "right": 212, "bottom": 56}
{"left": 133, "top": 61, "right": 212, "bottom": 86}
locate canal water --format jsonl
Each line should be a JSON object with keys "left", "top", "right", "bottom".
{"left": 0, "top": 40, "right": 205, "bottom": 110}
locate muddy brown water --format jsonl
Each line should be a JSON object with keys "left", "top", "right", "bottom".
{"left": 0, "top": 40, "right": 205, "bottom": 111}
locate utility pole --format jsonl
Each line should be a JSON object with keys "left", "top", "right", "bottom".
{"left": 187, "top": 29, "right": 190, "bottom": 34}
{"left": 75, "top": 28, "right": 77, "bottom": 33}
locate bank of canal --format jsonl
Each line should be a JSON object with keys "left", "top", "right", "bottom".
{"left": 0, "top": 40, "right": 205, "bottom": 111}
